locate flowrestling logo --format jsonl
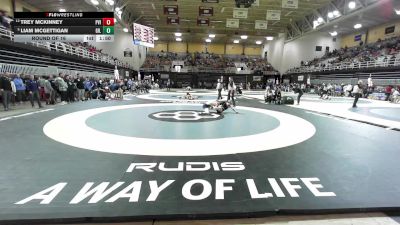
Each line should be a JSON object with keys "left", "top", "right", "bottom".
{"left": 149, "top": 110, "right": 223, "bottom": 122}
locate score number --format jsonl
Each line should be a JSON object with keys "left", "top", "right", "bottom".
{"left": 102, "top": 18, "right": 114, "bottom": 34}
{"left": 102, "top": 18, "right": 115, "bottom": 26}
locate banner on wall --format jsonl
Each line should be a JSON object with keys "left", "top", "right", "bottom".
{"left": 233, "top": 8, "right": 248, "bottom": 19}
{"left": 167, "top": 16, "right": 180, "bottom": 25}
{"left": 160, "top": 74, "right": 169, "bottom": 79}
{"left": 385, "top": 26, "right": 395, "bottom": 35}
{"left": 164, "top": 5, "right": 178, "bottom": 15}
{"left": 226, "top": 18, "right": 239, "bottom": 28}
{"left": 354, "top": 34, "right": 362, "bottom": 41}
{"left": 197, "top": 18, "right": 210, "bottom": 26}
{"left": 266, "top": 10, "right": 281, "bottom": 20}
{"left": 282, "top": 0, "right": 298, "bottom": 9}
{"left": 253, "top": 76, "right": 262, "bottom": 81}
{"left": 255, "top": 20, "right": 268, "bottom": 30}
{"left": 199, "top": 6, "right": 213, "bottom": 16}
{"left": 298, "top": 75, "right": 304, "bottom": 81}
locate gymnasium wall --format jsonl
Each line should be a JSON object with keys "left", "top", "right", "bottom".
{"left": 0, "top": 0, "right": 13, "bottom": 17}
{"left": 149, "top": 42, "right": 261, "bottom": 55}
{"left": 340, "top": 32, "right": 367, "bottom": 48}
{"left": 264, "top": 32, "right": 340, "bottom": 74}
{"left": 367, "top": 20, "right": 400, "bottom": 43}
{"left": 225, "top": 44, "right": 243, "bottom": 55}
{"left": 340, "top": 20, "right": 400, "bottom": 48}
{"left": 90, "top": 30, "right": 147, "bottom": 70}
{"left": 263, "top": 33, "right": 285, "bottom": 74}
{"left": 2, "top": 0, "right": 41, "bottom": 17}
{"left": 15, "top": 0, "right": 39, "bottom": 13}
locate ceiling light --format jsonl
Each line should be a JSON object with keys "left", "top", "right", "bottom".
{"left": 209, "top": 34, "right": 216, "bottom": 38}
{"left": 233, "top": 40, "right": 239, "bottom": 44}
{"left": 123, "top": 28, "right": 128, "bottom": 32}
{"left": 348, "top": 1, "right": 356, "bottom": 9}
{"left": 395, "top": 9, "right": 400, "bottom": 15}
{"left": 256, "top": 40, "right": 262, "bottom": 45}
{"left": 317, "top": 17, "right": 324, "bottom": 23}
{"left": 176, "top": 37, "right": 182, "bottom": 42}
{"left": 175, "top": 32, "right": 182, "bottom": 37}
{"left": 59, "top": 8, "right": 66, "bottom": 12}
{"left": 330, "top": 31, "right": 338, "bottom": 36}
{"left": 266, "top": 36, "right": 274, "bottom": 41}
{"left": 107, "top": 0, "right": 114, "bottom": 5}
{"left": 115, "top": 7, "right": 120, "bottom": 11}
{"left": 154, "top": 36, "right": 159, "bottom": 41}
{"left": 240, "top": 35, "right": 248, "bottom": 39}
{"left": 333, "top": 10, "right": 340, "bottom": 16}
{"left": 205, "top": 38, "right": 212, "bottom": 43}
{"left": 327, "top": 12, "right": 334, "bottom": 18}
{"left": 354, "top": 23, "right": 362, "bottom": 29}
{"left": 90, "top": 0, "right": 99, "bottom": 5}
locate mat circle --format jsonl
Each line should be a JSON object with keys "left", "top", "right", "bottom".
{"left": 43, "top": 104, "right": 316, "bottom": 156}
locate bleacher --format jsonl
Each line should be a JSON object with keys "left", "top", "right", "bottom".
{"left": 287, "top": 36, "right": 400, "bottom": 75}
{"left": 140, "top": 51, "right": 279, "bottom": 75}
{"left": 0, "top": 26, "right": 132, "bottom": 78}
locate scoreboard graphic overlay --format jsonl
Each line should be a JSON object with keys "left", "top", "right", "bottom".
{"left": 13, "top": 12, "right": 115, "bottom": 42}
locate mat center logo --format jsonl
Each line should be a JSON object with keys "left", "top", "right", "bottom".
{"left": 149, "top": 110, "right": 223, "bottom": 122}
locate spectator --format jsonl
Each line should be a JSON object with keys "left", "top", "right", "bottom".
{"left": 26, "top": 75, "right": 43, "bottom": 108}
{"left": 352, "top": 81, "right": 363, "bottom": 108}
{"left": 44, "top": 76, "right": 55, "bottom": 105}
{"left": 0, "top": 9, "right": 10, "bottom": 29}
{"left": 55, "top": 74, "right": 68, "bottom": 103}
{"left": 76, "top": 75, "right": 85, "bottom": 101}
{"left": 13, "top": 74, "right": 26, "bottom": 104}
{"left": 0, "top": 73, "right": 12, "bottom": 111}
{"left": 227, "top": 77, "right": 236, "bottom": 107}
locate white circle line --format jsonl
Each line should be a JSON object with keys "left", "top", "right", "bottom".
{"left": 43, "top": 104, "right": 316, "bottom": 156}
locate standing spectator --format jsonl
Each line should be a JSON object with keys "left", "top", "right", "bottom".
{"left": 13, "top": 74, "right": 26, "bottom": 104}
{"left": 167, "top": 79, "right": 171, "bottom": 91}
{"left": 227, "top": 77, "right": 236, "bottom": 107}
{"left": 367, "top": 75, "right": 374, "bottom": 97}
{"left": 26, "top": 75, "right": 43, "bottom": 108}
{"left": 0, "top": 73, "right": 12, "bottom": 111}
{"left": 216, "top": 79, "right": 222, "bottom": 100}
{"left": 294, "top": 84, "right": 304, "bottom": 105}
{"left": 49, "top": 75, "right": 59, "bottom": 103}
{"left": 385, "top": 85, "right": 393, "bottom": 101}
{"left": 66, "top": 76, "right": 76, "bottom": 102}
{"left": 10, "top": 76, "right": 16, "bottom": 106}
{"left": 76, "top": 75, "right": 85, "bottom": 101}
{"left": 55, "top": 74, "right": 68, "bottom": 102}
{"left": 84, "top": 78, "right": 94, "bottom": 100}
{"left": 352, "top": 80, "right": 363, "bottom": 108}
{"left": 43, "top": 76, "right": 55, "bottom": 105}
{"left": 38, "top": 76, "right": 46, "bottom": 101}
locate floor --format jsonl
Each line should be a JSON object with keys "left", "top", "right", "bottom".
{"left": 50, "top": 213, "right": 400, "bottom": 225}
{"left": 1, "top": 89, "right": 400, "bottom": 224}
